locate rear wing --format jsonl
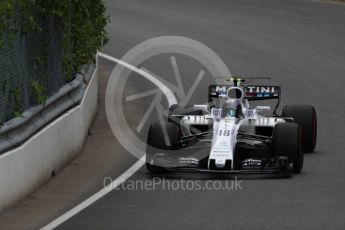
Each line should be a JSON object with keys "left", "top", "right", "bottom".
{"left": 208, "top": 85, "right": 281, "bottom": 101}
{"left": 208, "top": 77, "right": 281, "bottom": 115}
{"left": 244, "top": 85, "right": 280, "bottom": 101}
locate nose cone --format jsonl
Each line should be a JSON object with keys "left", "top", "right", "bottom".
{"left": 215, "top": 159, "right": 226, "bottom": 168}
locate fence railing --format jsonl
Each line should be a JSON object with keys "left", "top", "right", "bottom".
{"left": 0, "top": 15, "right": 66, "bottom": 124}
{"left": 0, "top": 64, "right": 95, "bottom": 154}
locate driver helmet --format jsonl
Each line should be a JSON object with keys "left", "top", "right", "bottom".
{"left": 222, "top": 99, "right": 243, "bottom": 118}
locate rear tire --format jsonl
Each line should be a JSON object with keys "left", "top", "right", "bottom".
{"left": 146, "top": 122, "right": 180, "bottom": 173}
{"left": 272, "top": 123, "right": 303, "bottom": 173}
{"left": 282, "top": 105, "right": 317, "bottom": 153}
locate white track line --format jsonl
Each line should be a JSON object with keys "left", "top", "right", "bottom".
{"left": 98, "top": 52, "right": 177, "bottom": 106}
{"left": 41, "top": 52, "right": 177, "bottom": 229}
{"left": 41, "top": 156, "right": 145, "bottom": 230}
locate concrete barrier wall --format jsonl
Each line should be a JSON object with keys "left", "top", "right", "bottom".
{"left": 0, "top": 68, "right": 98, "bottom": 212}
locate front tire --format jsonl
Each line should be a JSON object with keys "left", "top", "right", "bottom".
{"left": 272, "top": 123, "right": 303, "bottom": 173}
{"left": 282, "top": 105, "right": 317, "bottom": 153}
{"left": 146, "top": 122, "right": 180, "bottom": 173}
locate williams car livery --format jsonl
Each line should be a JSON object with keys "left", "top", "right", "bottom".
{"left": 146, "top": 77, "right": 317, "bottom": 177}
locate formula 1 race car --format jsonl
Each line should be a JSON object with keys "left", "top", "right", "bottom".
{"left": 146, "top": 77, "right": 317, "bottom": 177}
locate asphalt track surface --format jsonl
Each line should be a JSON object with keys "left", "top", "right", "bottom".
{"left": 4, "top": 0, "right": 345, "bottom": 229}
{"left": 53, "top": 0, "right": 345, "bottom": 229}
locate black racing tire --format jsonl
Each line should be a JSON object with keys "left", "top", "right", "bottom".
{"left": 282, "top": 105, "right": 317, "bottom": 153}
{"left": 146, "top": 122, "right": 180, "bottom": 173}
{"left": 272, "top": 123, "right": 303, "bottom": 173}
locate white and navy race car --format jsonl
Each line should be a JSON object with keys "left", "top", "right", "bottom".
{"left": 146, "top": 77, "right": 317, "bottom": 177}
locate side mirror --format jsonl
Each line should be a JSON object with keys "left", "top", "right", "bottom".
{"left": 194, "top": 104, "right": 209, "bottom": 113}
{"left": 256, "top": 106, "right": 271, "bottom": 111}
